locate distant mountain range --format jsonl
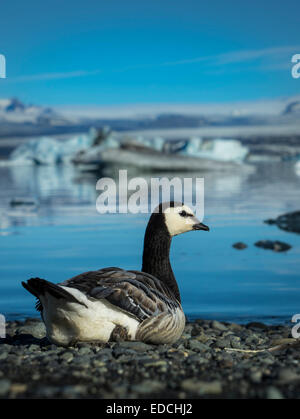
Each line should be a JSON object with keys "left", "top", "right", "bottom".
{"left": 0, "top": 96, "right": 299, "bottom": 138}
{"left": 0, "top": 98, "right": 81, "bottom": 136}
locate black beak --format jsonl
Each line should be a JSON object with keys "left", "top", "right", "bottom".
{"left": 193, "top": 222, "right": 210, "bottom": 231}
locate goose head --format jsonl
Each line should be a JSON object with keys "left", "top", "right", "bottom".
{"left": 159, "top": 201, "right": 209, "bottom": 237}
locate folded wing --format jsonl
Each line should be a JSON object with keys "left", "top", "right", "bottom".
{"left": 60, "top": 267, "right": 180, "bottom": 322}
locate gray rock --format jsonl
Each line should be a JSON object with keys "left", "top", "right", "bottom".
{"left": 229, "top": 335, "right": 242, "bottom": 349}
{"left": 0, "top": 379, "right": 11, "bottom": 396}
{"left": 188, "top": 340, "right": 210, "bottom": 352}
{"left": 27, "top": 344, "right": 40, "bottom": 351}
{"left": 117, "top": 341, "right": 154, "bottom": 352}
{"left": 246, "top": 322, "right": 268, "bottom": 330}
{"left": 143, "top": 360, "right": 167, "bottom": 368}
{"left": 113, "top": 346, "right": 137, "bottom": 357}
{"left": 0, "top": 351, "right": 8, "bottom": 361}
{"left": 60, "top": 352, "right": 74, "bottom": 363}
{"left": 255, "top": 240, "right": 291, "bottom": 252}
{"left": 278, "top": 368, "right": 300, "bottom": 384}
{"left": 233, "top": 242, "right": 247, "bottom": 250}
{"left": 92, "top": 359, "right": 107, "bottom": 367}
{"left": 95, "top": 348, "right": 113, "bottom": 357}
{"left": 77, "top": 347, "right": 92, "bottom": 356}
{"left": 250, "top": 370, "right": 263, "bottom": 383}
{"left": 245, "top": 335, "right": 260, "bottom": 345}
{"left": 264, "top": 211, "right": 300, "bottom": 234}
{"left": 62, "top": 385, "right": 87, "bottom": 397}
{"left": 36, "top": 386, "right": 57, "bottom": 397}
{"left": 17, "top": 322, "right": 46, "bottom": 339}
{"left": 6, "top": 354, "right": 22, "bottom": 366}
{"left": 181, "top": 379, "right": 222, "bottom": 395}
{"left": 111, "top": 384, "right": 129, "bottom": 397}
{"left": 266, "top": 386, "right": 284, "bottom": 399}
{"left": 215, "top": 339, "right": 230, "bottom": 349}
{"left": 132, "top": 380, "right": 165, "bottom": 394}
{"left": 228, "top": 323, "right": 243, "bottom": 332}
{"left": 212, "top": 320, "right": 227, "bottom": 331}
{"left": 187, "top": 354, "right": 209, "bottom": 365}
{"left": 72, "top": 355, "right": 91, "bottom": 368}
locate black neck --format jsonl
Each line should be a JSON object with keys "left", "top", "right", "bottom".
{"left": 142, "top": 213, "right": 181, "bottom": 303}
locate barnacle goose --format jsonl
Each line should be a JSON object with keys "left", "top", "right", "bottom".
{"left": 22, "top": 202, "right": 209, "bottom": 346}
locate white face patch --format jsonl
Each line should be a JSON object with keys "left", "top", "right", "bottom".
{"left": 163, "top": 204, "right": 200, "bottom": 236}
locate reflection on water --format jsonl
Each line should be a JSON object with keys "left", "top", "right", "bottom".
{"left": 0, "top": 162, "right": 300, "bottom": 323}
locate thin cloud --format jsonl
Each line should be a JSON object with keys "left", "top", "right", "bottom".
{"left": 160, "top": 45, "right": 300, "bottom": 70}
{"left": 215, "top": 46, "right": 300, "bottom": 65}
{"left": 4, "top": 45, "right": 299, "bottom": 83}
{"left": 108, "top": 45, "right": 298, "bottom": 76}
{"left": 6, "top": 69, "right": 100, "bottom": 83}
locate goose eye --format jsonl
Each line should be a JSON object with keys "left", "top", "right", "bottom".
{"left": 180, "top": 210, "right": 187, "bottom": 217}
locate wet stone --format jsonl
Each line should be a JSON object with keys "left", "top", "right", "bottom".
{"left": 116, "top": 341, "right": 154, "bottom": 352}
{"left": 212, "top": 320, "right": 228, "bottom": 331}
{"left": 187, "top": 340, "right": 210, "bottom": 352}
{"left": 1, "top": 319, "right": 299, "bottom": 399}
{"left": 0, "top": 380, "right": 11, "bottom": 396}
{"left": 77, "top": 347, "right": 92, "bottom": 356}
{"left": 60, "top": 352, "right": 74, "bottom": 363}
{"left": 255, "top": 240, "right": 291, "bottom": 252}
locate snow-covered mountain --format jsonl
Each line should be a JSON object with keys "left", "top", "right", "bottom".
{"left": 57, "top": 95, "right": 300, "bottom": 119}
{"left": 0, "top": 98, "right": 70, "bottom": 125}
{"left": 282, "top": 100, "right": 300, "bottom": 115}
{"left": 0, "top": 96, "right": 300, "bottom": 138}
{"left": 0, "top": 98, "right": 86, "bottom": 136}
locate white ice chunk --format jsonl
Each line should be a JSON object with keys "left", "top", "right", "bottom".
{"left": 12, "top": 137, "right": 60, "bottom": 165}
{"left": 150, "top": 137, "right": 165, "bottom": 152}
{"left": 295, "top": 160, "right": 300, "bottom": 176}
{"left": 101, "top": 135, "right": 120, "bottom": 149}
{"left": 183, "top": 138, "right": 248, "bottom": 163}
{"left": 121, "top": 135, "right": 165, "bottom": 152}
{"left": 184, "top": 137, "right": 203, "bottom": 155}
{"left": 7, "top": 128, "right": 98, "bottom": 166}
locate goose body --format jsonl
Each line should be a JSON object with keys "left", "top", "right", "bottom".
{"left": 22, "top": 202, "right": 209, "bottom": 346}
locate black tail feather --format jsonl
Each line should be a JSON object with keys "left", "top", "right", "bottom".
{"left": 22, "top": 277, "right": 87, "bottom": 308}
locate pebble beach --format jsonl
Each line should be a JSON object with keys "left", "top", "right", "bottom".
{"left": 1, "top": 318, "right": 300, "bottom": 399}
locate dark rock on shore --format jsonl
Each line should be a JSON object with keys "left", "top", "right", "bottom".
{"left": 265, "top": 211, "right": 300, "bottom": 234}
{"left": 232, "top": 242, "right": 248, "bottom": 250}
{"left": 254, "top": 240, "right": 291, "bottom": 252}
{"left": 1, "top": 318, "right": 300, "bottom": 399}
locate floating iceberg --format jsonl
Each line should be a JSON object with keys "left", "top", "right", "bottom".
{"left": 182, "top": 138, "right": 248, "bottom": 163}
{"left": 163, "top": 139, "right": 189, "bottom": 154}
{"left": 118, "top": 136, "right": 248, "bottom": 163}
{"left": 10, "top": 137, "right": 61, "bottom": 165}
{"left": 73, "top": 132, "right": 250, "bottom": 171}
{"left": 4, "top": 126, "right": 249, "bottom": 169}
{"left": 295, "top": 160, "right": 300, "bottom": 176}
{"left": 5, "top": 128, "right": 99, "bottom": 166}
{"left": 133, "top": 136, "right": 165, "bottom": 152}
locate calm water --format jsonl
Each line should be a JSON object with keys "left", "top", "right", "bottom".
{"left": 0, "top": 162, "right": 300, "bottom": 324}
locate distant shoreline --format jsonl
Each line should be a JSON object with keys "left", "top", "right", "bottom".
{"left": 1, "top": 123, "right": 300, "bottom": 141}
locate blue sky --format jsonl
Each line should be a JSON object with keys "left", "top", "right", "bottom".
{"left": 0, "top": 0, "right": 300, "bottom": 105}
